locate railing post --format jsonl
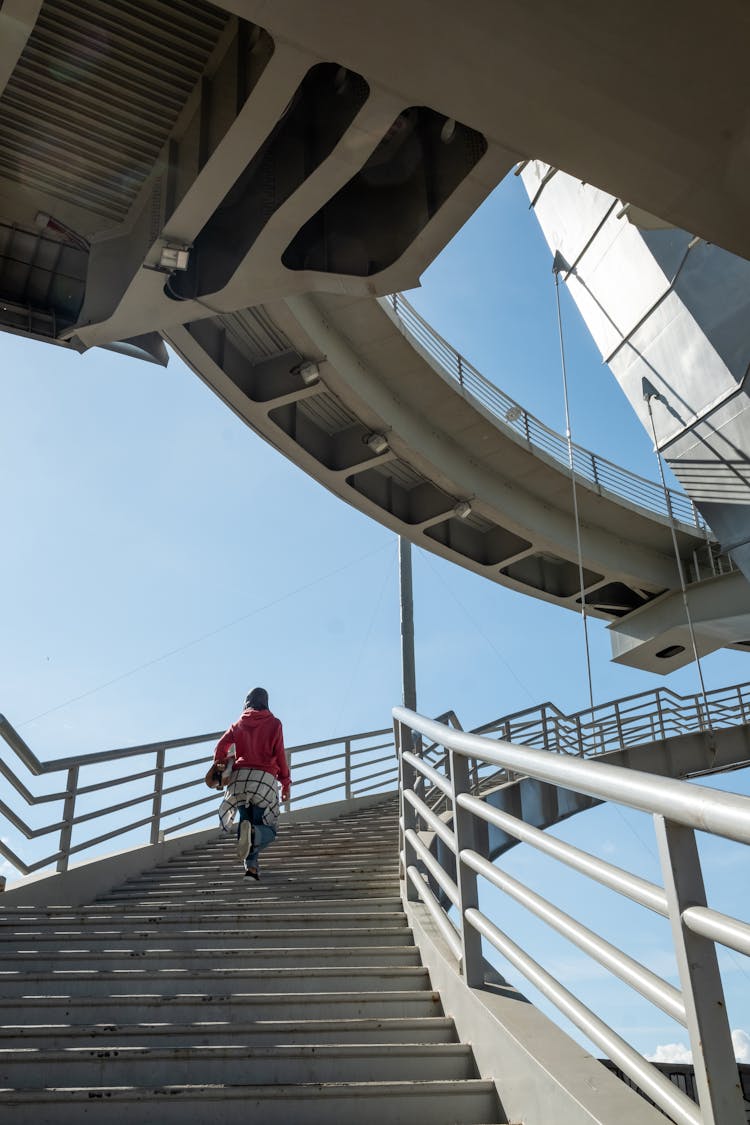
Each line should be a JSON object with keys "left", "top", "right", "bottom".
{"left": 457, "top": 353, "right": 464, "bottom": 389}
{"left": 655, "top": 692, "right": 666, "bottom": 740}
{"left": 344, "top": 739, "right": 352, "bottom": 800}
{"left": 591, "top": 453, "right": 600, "bottom": 488}
{"left": 450, "top": 747, "right": 484, "bottom": 987}
{"left": 654, "top": 816, "right": 745, "bottom": 1125}
{"left": 398, "top": 721, "right": 420, "bottom": 901}
{"left": 541, "top": 706, "right": 551, "bottom": 753}
{"left": 150, "top": 748, "right": 166, "bottom": 845}
{"left": 613, "top": 699, "right": 624, "bottom": 750}
{"left": 57, "top": 765, "right": 78, "bottom": 873}
{"left": 285, "top": 750, "right": 292, "bottom": 813}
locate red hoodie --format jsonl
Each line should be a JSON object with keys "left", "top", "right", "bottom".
{"left": 213, "top": 708, "right": 290, "bottom": 785}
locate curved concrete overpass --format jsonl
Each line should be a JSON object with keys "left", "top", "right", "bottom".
{"left": 2, "top": 1, "right": 749, "bottom": 670}
{"left": 165, "top": 290, "right": 749, "bottom": 670}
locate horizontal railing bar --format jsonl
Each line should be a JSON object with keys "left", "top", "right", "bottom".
{"left": 0, "top": 713, "right": 390, "bottom": 779}
{"left": 161, "top": 809, "right": 216, "bottom": 836}
{"left": 458, "top": 793, "right": 668, "bottom": 915}
{"left": 405, "top": 828, "right": 459, "bottom": 908}
{"left": 290, "top": 779, "right": 349, "bottom": 803}
{"left": 406, "top": 864, "right": 463, "bottom": 961}
{"left": 464, "top": 907, "right": 701, "bottom": 1125}
{"left": 0, "top": 760, "right": 62, "bottom": 804}
{"left": 64, "top": 813, "right": 156, "bottom": 859}
{"left": 0, "top": 716, "right": 43, "bottom": 774}
{"left": 287, "top": 741, "right": 386, "bottom": 774}
{"left": 0, "top": 841, "right": 32, "bottom": 876}
{"left": 69, "top": 770, "right": 211, "bottom": 831}
{"left": 72, "top": 756, "right": 208, "bottom": 800}
{"left": 290, "top": 762, "right": 345, "bottom": 788}
{"left": 682, "top": 905, "right": 750, "bottom": 957}
{"left": 286, "top": 727, "right": 391, "bottom": 754}
{"left": 350, "top": 779, "right": 397, "bottom": 799}
{"left": 395, "top": 708, "right": 750, "bottom": 844}
{"left": 404, "top": 788, "right": 457, "bottom": 852}
{"left": 402, "top": 750, "right": 453, "bottom": 798}
{"left": 36, "top": 731, "right": 222, "bottom": 773}
{"left": 0, "top": 801, "right": 65, "bottom": 841}
{"left": 161, "top": 792, "right": 218, "bottom": 818}
{"left": 461, "top": 848, "right": 685, "bottom": 1024}
{"left": 349, "top": 764, "right": 399, "bottom": 789}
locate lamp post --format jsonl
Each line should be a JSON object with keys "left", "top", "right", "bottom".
{"left": 399, "top": 537, "right": 417, "bottom": 713}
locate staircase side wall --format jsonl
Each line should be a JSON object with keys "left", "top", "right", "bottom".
{"left": 404, "top": 895, "right": 665, "bottom": 1125}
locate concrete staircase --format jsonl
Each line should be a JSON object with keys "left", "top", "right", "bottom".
{"left": 0, "top": 799, "right": 505, "bottom": 1122}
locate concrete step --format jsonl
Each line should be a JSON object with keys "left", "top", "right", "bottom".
{"left": 0, "top": 1016, "right": 457, "bottom": 1048}
{"left": 0, "top": 1042, "right": 478, "bottom": 1086}
{"left": 0, "top": 908, "right": 408, "bottom": 929}
{"left": 0, "top": 926, "right": 413, "bottom": 949}
{"left": 117, "top": 878, "right": 398, "bottom": 896}
{"left": 161, "top": 841, "right": 398, "bottom": 859}
{"left": 164, "top": 844, "right": 398, "bottom": 866}
{"left": 83, "top": 894, "right": 404, "bottom": 910}
{"left": 0, "top": 989, "right": 443, "bottom": 1025}
{"left": 126, "top": 866, "right": 397, "bottom": 888}
{"left": 0, "top": 1078, "right": 502, "bottom": 1124}
{"left": 0, "top": 945, "right": 422, "bottom": 971}
{"left": 0, "top": 964, "right": 432, "bottom": 997}
{"left": 99, "top": 879, "right": 400, "bottom": 902}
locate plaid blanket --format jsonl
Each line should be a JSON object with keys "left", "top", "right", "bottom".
{"left": 218, "top": 767, "right": 280, "bottom": 831}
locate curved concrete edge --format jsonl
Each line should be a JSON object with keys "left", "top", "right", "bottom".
{"left": 403, "top": 891, "right": 664, "bottom": 1125}
{"left": 0, "top": 1, "right": 42, "bottom": 97}
{"left": 1, "top": 791, "right": 395, "bottom": 908}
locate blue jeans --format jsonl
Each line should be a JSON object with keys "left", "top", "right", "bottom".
{"left": 237, "top": 803, "right": 277, "bottom": 873}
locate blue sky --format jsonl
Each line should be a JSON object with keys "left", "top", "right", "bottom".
{"left": 1, "top": 172, "right": 748, "bottom": 1062}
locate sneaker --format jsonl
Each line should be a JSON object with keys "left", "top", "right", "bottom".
{"left": 236, "top": 820, "right": 252, "bottom": 863}
{"left": 244, "top": 867, "right": 260, "bottom": 881}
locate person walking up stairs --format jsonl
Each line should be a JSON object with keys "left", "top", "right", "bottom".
{"left": 0, "top": 797, "right": 508, "bottom": 1123}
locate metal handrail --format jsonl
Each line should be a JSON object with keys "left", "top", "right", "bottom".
{"left": 471, "top": 679, "right": 750, "bottom": 769}
{"left": 0, "top": 715, "right": 393, "bottom": 879}
{"left": 382, "top": 292, "right": 710, "bottom": 535}
{"left": 418, "top": 681, "right": 750, "bottom": 818}
{"left": 395, "top": 706, "right": 749, "bottom": 1125}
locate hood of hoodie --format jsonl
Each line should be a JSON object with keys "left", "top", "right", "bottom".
{"left": 239, "top": 708, "right": 276, "bottom": 728}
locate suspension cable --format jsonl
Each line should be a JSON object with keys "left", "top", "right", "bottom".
{"left": 643, "top": 390, "right": 713, "bottom": 734}
{"left": 553, "top": 258, "right": 595, "bottom": 712}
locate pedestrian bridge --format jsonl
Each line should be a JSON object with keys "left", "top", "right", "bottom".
{"left": 167, "top": 289, "right": 749, "bottom": 673}
{"left": 2, "top": 2, "right": 750, "bottom": 671}
{"left": 2, "top": 679, "right": 750, "bottom": 1123}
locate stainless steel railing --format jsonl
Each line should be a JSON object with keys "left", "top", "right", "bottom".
{"left": 4, "top": 678, "right": 749, "bottom": 882}
{"left": 417, "top": 680, "right": 750, "bottom": 810}
{"left": 0, "top": 715, "right": 396, "bottom": 878}
{"left": 381, "top": 292, "right": 710, "bottom": 535}
{"left": 394, "top": 707, "right": 749, "bottom": 1125}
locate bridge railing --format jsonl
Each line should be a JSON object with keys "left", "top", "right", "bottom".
{"left": 4, "top": 679, "right": 749, "bottom": 882}
{"left": 382, "top": 292, "right": 707, "bottom": 533}
{"left": 395, "top": 706, "right": 750, "bottom": 1125}
{"left": 439, "top": 680, "right": 750, "bottom": 800}
{"left": 0, "top": 716, "right": 395, "bottom": 879}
